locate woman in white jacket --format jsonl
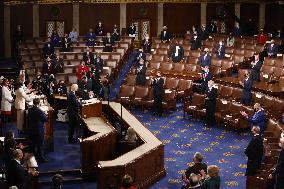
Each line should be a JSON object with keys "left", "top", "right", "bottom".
{"left": 1, "top": 78, "right": 14, "bottom": 124}
{"left": 15, "top": 81, "right": 31, "bottom": 132}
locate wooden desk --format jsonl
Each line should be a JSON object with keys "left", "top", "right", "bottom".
{"left": 81, "top": 99, "right": 102, "bottom": 118}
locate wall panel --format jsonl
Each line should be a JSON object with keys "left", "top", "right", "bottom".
{"left": 126, "top": 3, "right": 158, "bottom": 38}
{"left": 10, "top": 4, "right": 33, "bottom": 38}
{"left": 265, "top": 3, "right": 284, "bottom": 33}
{"left": 39, "top": 4, "right": 73, "bottom": 36}
{"left": 0, "top": 2, "right": 4, "bottom": 57}
{"left": 79, "top": 3, "right": 120, "bottom": 36}
{"left": 163, "top": 3, "right": 200, "bottom": 35}
{"left": 240, "top": 3, "right": 259, "bottom": 30}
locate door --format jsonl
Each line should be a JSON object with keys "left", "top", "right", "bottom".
{"left": 132, "top": 19, "right": 151, "bottom": 40}
{"left": 46, "top": 21, "right": 65, "bottom": 37}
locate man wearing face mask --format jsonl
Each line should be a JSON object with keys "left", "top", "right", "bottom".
{"left": 205, "top": 80, "right": 217, "bottom": 126}
{"left": 215, "top": 41, "right": 225, "bottom": 60}
{"left": 200, "top": 66, "right": 212, "bottom": 94}
{"left": 190, "top": 35, "right": 201, "bottom": 50}
{"left": 112, "top": 24, "right": 120, "bottom": 41}
{"left": 152, "top": 72, "right": 164, "bottom": 116}
{"left": 103, "top": 32, "right": 114, "bottom": 52}
{"left": 56, "top": 80, "right": 67, "bottom": 95}
{"left": 268, "top": 135, "right": 284, "bottom": 189}
{"left": 134, "top": 49, "right": 146, "bottom": 67}
{"left": 85, "top": 28, "right": 96, "bottom": 46}
{"left": 136, "top": 59, "right": 147, "bottom": 86}
{"left": 42, "top": 38, "right": 54, "bottom": 59}
{"left": 169, "top": 41, "right": 184, "bottom": 63}
{"left": 127, "top": 23, "right": 136, "bottom": 38}
{"left": 94, "top": 53, "right": 104, "bottom": 76}
{"left": 160, "top": 26, "right": 171, "bottom": 43}
{"left": 240, "top": 103, "right": 266, "bottom": 134}
{"left": 250, "top": 53, "right": 263, "bottom": 82}
{"left": 95, "top": 21, "right": 104, "bottom": 36}
{"left": 83, "top": 47, "right": 95, "bottom": 65}
{"left": 239, "top": 71, "right": 253, "bottom": 105}
{"left": 141, "top": 34, "right": 152, "bottom": 54}
{"left": 244, "top": 126, "right": 263, "bottom": 176}
{"left": 199, "top": 48, "right": 211, "bottom": 73}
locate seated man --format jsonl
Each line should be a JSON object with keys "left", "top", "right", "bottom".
{"left": 95, "top": 21, "right": 104, "bottom": 36}
{"left": 190, "top": 35, "right": 201, "bottom": 50}
{"left": 199, "top": 48, "right": 211, "bottom": 73}
{"left": 50, "top": 30, "right": 61, "bottom": 47}
{"left": 169, "top": 41, "right": 184, "bottom": 63}
{"left": 160, "top": 26, "right": 171, "bottom": 43}
{"left": 267, "top": 40, "right": 278, "bottom": 57}
{"left": 83, "top": 47, "right": 95, "bottom": 65}
{"left": 85, "top": 28, "right": 96, "bottom": 47}
{"left": 103, "top": 32, "right": 115, "bottom": 52}
{"left": 198, "top": 24, "right": 209, "bottom": 41}
{"left": 61, "top": 33, "right": 71, "bottom": 52}
{"left": 240, "top": 103, "right": 266, "bottom": 133}
{"left": 215, "top": 41, "right": 225, "bottom": 60}
{"left": 42, "top": 38, "right": 54, "bottom": 59}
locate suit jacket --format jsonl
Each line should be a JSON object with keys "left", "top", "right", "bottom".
{"left": 201, "top": 72, "right": 213, "bottom": 92}
{"left": 94, "top": 57, "right": 104, "bottom": 73}
{"left": 103, "top": 36, "right": 115, "bottom": 47}
{"left": 1, "top": 86, "right": 13, "bottom": 112}
{"left": 267, "top": 44, "right": 278, "bottom": 57}
{"left": 190, "top": 38, "right": 202, "bottom": 50}
{"left": 127, "top": 26, "right": 136, "bottom": 35}
{"left": 15, "top": 87, "right": 30, "bottom": 110}
{"left": 51, "top": 33, "right": 61, "bottom": 47}
{"left": 201, "top": 176, "right": 220, "bottom": 189}
{"left": 245, "top": 134, "right": 263, "bottom": 160}
{"left": 83, "top": 52, "right": 95, "bottom": 65}
{"left": 206, "top": 87, "right": 217, "bottom": 102}
{"left": 85, "top": 32, "right": 96, "bottom": 46}
{"left": 185, "top": 162, "right": 207, "bottom": 179}
{"left": 248, "top": 110, "right": 266, "bottom": 133}
{"left": 136, "top": 64, "right": 147, "bottom": 85}
{"left": 43, "top": 43, "right": 54, "bottom": 56}
{"left": 6, "top": 159, "right": 27, "bottom": 189}
{"left": 241, "top": 78, "right": 253, "bottom": 101}
{"left": 232, "top": 26, "right": 242, "bottom": 37}
{"left": 95, "top": 25, "right": 104, "bottom": 36}
{"left": 153, "top": 77, "right": 164, "bottom": 98}
{"left": 216, "top": 45, "right": 225, "bottom": 59}
{"left": 135, "top": 51, "right": 146, "bottom": 62}
{"left": 199, "top": 54, "right": 211, "bottom": 68}
{"left": 67, "top": 91, "right": 81, "bottom": 117}
{"left": 142, "top": 39, "right": 152, "bottom": 53}
{"left": 160, "top": 30, "right": 171, "bottom": 42}
{"left": 28, "top": 106, "right": 48, "bottom": 136}
{"left": 42, "top": 62, "right": 56, "bottom": 76}
{"left": 61, "top": 37, "right": 71, "bottom": 52}
{"left": 170, "top": 45, "right": 184, "bottom": 63}
{"left": 272, "top": 149, "right": 284, "bottom": 178}
{"left": 209, "top": 23, "right": 217, "bottom": 33}
{"left": 250, "top": 60, "right": 263, "bottom": 81}
{"left": 198, "top": 29, "right": 209, "bottom": 41}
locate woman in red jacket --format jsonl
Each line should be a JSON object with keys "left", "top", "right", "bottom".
{"left": 77, "top": 61, "right": 89, "bottom": 81}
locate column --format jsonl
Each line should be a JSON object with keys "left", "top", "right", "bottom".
{"left": 120, "top": 3, "right": 126, "bottom": 32}
{"left": 235, "top": 3, "right": 240, "bottom": 20}
{"left": 259, "top": 2, "right": 265, "bottom": 30}
{"left": 33, "top": 4, "right": 39, "bottom": 38}
{"left": 157, "top": 3, "right": 163, "bottom": 37}
{"left": 73, "top": 3, "right": 79, "bottom": 32}
{"left": 4, "top": 5, "right": 11, "bottom": 58}
{"left": 200, "top": 3, "right": 207, "bottom": 26}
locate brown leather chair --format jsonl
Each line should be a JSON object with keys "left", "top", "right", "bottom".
{"left": 244, "top": 49, "right": 255, "bottom": 59}
{"left": 143, "top": 87, "right": 154, "bottom": 108}
{"left": 184, "top": 93, "right": 205, "bottom": 119}
{"left": 252, "top": 92, "right": 264, "bottom": 105}
{"left": 225, "top": 47, "right": 234, "bottom": 54}
{"left": 69, "top": 60, "right": 81, "bottom": 66}
{"left": 244, "top": 43, "right": 255, "bottom": 50}
{"left": 203, "top": 40, "right": 214, "bottom": 47}
{"left": 177, "top": 79, "right": 193, "bottom": 98}
{"left": 157, "top": 48, "right": 168, "bottom": 55}
{"left": 165, "top": 78, "right": 179, "bottom": 90}
{"left": 105, "top": 60, "right": 117, "bottom": 69}
{"left": 274, "top": 58, "right": 283, "bottom": 68}
{"left": 160, "top": 63, "right": 173, "bottom": 74}
{"left": 182, "top": 44, "right": 191, "bottom": 51}
{"left": 272, "top": 68, "right": 284, "bottom": 81}
{"left": 152, "top": 54, "right": 165, "bottom": 62}
{"left": 270, "top": 98, "right": 284, "bottom": 120}
{"left": 210, "top": 66, "right": 221, "bottom": 76}
{"left": 188, "top": 50, "right": 201, "bottom": 58}
{"left": 118, "top": 85, "right": 135, "bottom": 107}
{"left": 234, "top": 48, "right": 245, "bottom": 56}
{"left": 264, "top": 57, "right": 276, "bottom": 66}
{"left": 184, "top": 64, "right": 197, "bottom": 72}
{"left": 233, "top": 54, "right": 245, "bottom": 66}
{"left": 162, "top": 90, "right": 177, "bottom": 111}
{"left": 223, "top": 101, "right": 243, "bottom": 129}
{"left": 231, "top": 87, "right": 243, "bottom": 102}
{"left": 172, "top": 63, "right": 185, "bottom": 75}
{"left": 132, "top": 86, "right": 149, "bottom": 109}
{"left": 238, "top": 69, "right": 249, "bottom": 81}
{"left": 218, "top": 85, "right": 233, "bottom": 99}
{"left": 100, "top": 53, "right": 110, "bottom": 60}
{"left": 255, "top": 44, "right": 264, "bottom": 53}
{"left": 211, "top": 58, "right": 222, "bottom": 67}
{"left": 221, "top": 60, "right": 233, "bottom": 76}
{"left": 65, "top": 53, "right": 76, "bottom": 60}
{"left": 186, "top": 57, "right": 199, "bottom": 64}
{"left": 159, "top": 43, "right": 170, "bottom": 49}
{"left": 125, "top": 75, "right": 136, "bottom": 85}
{"left": 260, "top": 65, "right": 275, "bottom": 82}
{"left": 214, "top": 99, "right": 231, "bottom": 126}
{"left": 279, "top": 76, "right": 284, "bottom": 87}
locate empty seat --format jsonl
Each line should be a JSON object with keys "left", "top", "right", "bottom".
{"left": 125, "top": 75, "right": 136, "bottom": 85}
{"left": 100, "top": 54, "right": 110, "bottom": 60}
{"left": 118, "top": 85, "right": 135, "bottom": 106}
{"left": 67, "top": 74, "right": 77, "bottom": 84}
{"left": 132, "top": 86, "right": 149, "bottom": 107}
{"left": 223, "top": 101, "right": 243, "bottom": 129}
{"left": 234, "top": 54, "right": 244, "bottom": 66}
{"left": 215, "top": 99, "right": 231, "bottom": 125}
{"left": 165, "top": 78, "right": 179, "bottom": 90}
{"left": 156, "top": 48, "right": 168, "bottom": 55}
{"left": 111, "top": 53, "right": 121, "bottom": 60}
{"left": 188, "top": 50, "right": 201, "bottom": 58}
{"left": 184, "top": 93, "right": 205, "bottom": 119}
{"left": 218, "top": 85, "right": 233, "bottom": 99}
{"left": 160, "top": 63, "right": 173, "bottom": 74}
{"left": 105, "top": 60, "right": 117, "bottom": 69}
{"left": 172, "top": 63, "right": 185, "bottom": 73}
{"left": 234, "top": 48, "right": 245, "bottom": 55}
{"left": 264, "top": 57, "right": 276, "bottom": 66}
{"left": 184, "top": 64, "right": 197, "bottom": 72}
{"left": 65, "top": 53, "right": 76, "bottom": 60}
{"left": 211, "top": 58, "right": 222, "bottom": 67}
{"left": 231, "top": 87, "right": 243, "bottom": 102}
{"left": 244, "top": 49, "right": 254, "bottom": 59}
{"left": 274, "top": 58, "right": 283, "bottom": 68}
{"left": 186, "top": 57, "right": 199, "bottom": 64}
{"left": 69, "top": 60, "right": 81, "bottom": 66}
{"left": 244, "top": 43, "right": 255, "bottom": 50}
{"left": 177, "top": 79, "right": 192, "bottom": 98}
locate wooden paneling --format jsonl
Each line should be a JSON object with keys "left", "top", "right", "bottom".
{"left": 0, "top": 1, "right": 4, "bottom": 57}
{"left": 126, "top": 3, "right": 158, "bottom": 38}
{"left": 240, "top": 3, "right": 259, "bottom": 29}
{"left": 163, "top": 3, "right": 200, "bottom": 35}
{"left": 79, "top": 3, "right": 120, "bottom": 36}
{"left": 39, "top": 4, "right": 73, "bottom": 37}
{"left": 10, "top": 4, "right": 33, "bottom": 38}
{"left": 265, "top": 3, "right": 284, "bottom": 33}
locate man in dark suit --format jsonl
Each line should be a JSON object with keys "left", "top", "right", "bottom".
{"left": 240, "top": 71, "right": 253, "bottom": 105}
{"left": 42, "top": 38, "right": 54, "bottom": 59}
{"left": 50, "top": 30, "right": 61, "bottom": 47}
{"left": 267, "top": 40, "right": 278, "bottom": 57}
{"left": 61, "top": 33, "right": 71, "bottom": 52}
{"left": 42, "top": 57, "right": 56, "bottom": 76}
{"left": 268, "top": 136, "right": 284, "bottom": 189}
{"left": 112, "top": 24, "right": 120, "bottom": 41}
{"left": 169, "top": 42, "right": 184, "bottom": 63}
{"left": 190, "top": 35, "right": 202, "bottom": 50}
{"left": 67, "top": 84, "right": 81, "bottom": 143}
{"left": 127, "top": 23, "right": 136, "bottom": 38}
{"left": 199, "top": 48, "right": 211, "bottom": 72}
{"left": 250, "top": 53, "right": 263, "bottom": 81}
{"left": 241, "top": 103, "right": 266, "bottom": 133}
{"left": 94, "top": 53, "right": 104, "bottom": 75}
{"left": 245, "top": 126, "right": 263, "bottom": 176}
{"left": 136, "top": 59, "right": 147, "bottom": 86}
{"left": 85, "top": 28, "right": 96, "bottom": 46}
{"left": 141, "top": 34, "right": 152, "bottom": 54}
{"left": 27, "top": 98, "right": 48, "bottom": 162}
{"left": 205, "top": 80, "right": 217, "bottom": 126}
{"left": 95, "top": 21, "right": 104, "bottom": 36}
{"left": 79, "top": 76, "right": 92, "bottom": 100}
{"left": 52, "top": 54, "right": 64, "bottom": 73}
{"left": 6, "top": 149, "right": 34, "bottom": 189}
{"left": 134, "top": 49, "right": 146, "bottom": 67}
{"left": 215, "top": 41, "right": 225, "bottom": 60}
{"left": 198, "top": 24, "right": 209, "bottom": 41}
{"left": 103, "top": 32, "right": 115, "bottom": 52}
{"left": 152, "top": 72, "right": 164, "bottom": 116}
{"left": 232, "top": 22, "right": 242, "bottom": 37}
{"left": 208, "top": 21, "right": 217, "bottom": 34}
{"left": 200, "top": 66, "right": 213, "bottom": 94}
{"left": 51, "top": 174, "right": 63, "bottom": 189}
{"left": 160, "top": 26, "right": 171, "bottom": 43}
{"left": 83, "top": 47, "right": 95, "bottom": 65}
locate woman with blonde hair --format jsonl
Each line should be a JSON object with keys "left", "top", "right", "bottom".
{"left": 124, "top": 127, "right": 137, "bottom": 142}
{"left": 200, "top": 165, "right": 220, "bottom": 189}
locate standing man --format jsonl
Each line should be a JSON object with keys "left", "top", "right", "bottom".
{"left": 267, "top": 40, "right": 278, "bottom": 58}
{"left": 215, "top": 41, "right": 225, "bottom": 60}
{"left": 239, "top": 71, "right": 253, "bottom": 105}
{"left": 127, "top": 23, "right": 136, "bottom": 38}
{"left": 169, "top": 41, "right": 184, "bottom": 63}
{"left": 199, "top": 48, "right": 211, "bottom": 73}
{"left": 245, "top": 126, "right": 263, "bottom": 176}
{"left": 94, "top": 53, "right": 104, "bottom": 76}
{"left": 200, "top": 66, "right": 213, "bottom": 94}
{"left": 152, "top": 72, "right": 164, "bottom": 116}
{"left": 95, "top": 21, "right": 104, "bottom": 36}
{"left": 268, "top": 136, "right": 284, "bottom": 189}
{"left": 141, "top": 34, "right": 152, "bottom": 54}
{"left": 136, "top": 59, "right": 147, "bottom": 86}
{"left": 103, "top": 32, "right": 114, "bottom": 52}
{"left": 250, "top": 53, "right": 263, "bottom": 82}
{"left": 61, "top": 33, "right": 71, "bottom": 52}
{"left": 160, "top": 26, "right": 171, "bottom": 43}
{"left": 27, "top": 98, "right": 48, "bottom": 163}
{"left": 83, "top": 47, "right": 95, "bottom": 65}
{"left": 205, "top": 80, "right": 217, "bottom": 126}
{"left": 67, "top": 84, "right": 81, "bottom": 144}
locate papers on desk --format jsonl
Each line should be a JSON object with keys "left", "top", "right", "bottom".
{"left": 84, "top": 98, "right": 100, "bottom": 104}
{"left": 256, "top": 93, "right": 263, "bottom": 98}
{"left": 277, "top": 54, "right": 283, "bottom": 57}
{"left": 221, "top": 100, "right": 228, "bottom": 104}
{"left": 226, "top": 115, "right": 232, "bottom": 118}
{"left": 103, "top": 67, "right": 109, "bottom": 70}
{"left": 263, "top": 74, "right": 269, "bottom": 78}
{"left": 129, "top": 34, "right": 136, "bottom": 38}
{"left": 225, "top": 54, "right": 231, "bottom": 58}
{"left": 188, "top": 106, "right": 196, "bottom": 109}
{"left": 165, "top": 89, "right": 171, "bottom": 94}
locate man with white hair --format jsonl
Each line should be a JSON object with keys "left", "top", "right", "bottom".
{"left": 67, "top": 84, "right": 81, "bottom": 143}
{"left": 268, "top": 136, "right": 284, "bottom": 189}
{"left": 160, "top": 26, "right": 171, "bottom": 43}
{"left": 205, "top": 80, "right": 217, "bottom": 126}
{"left": 244, "top": 126, "right": 263, "bottom": 176}
{"left": 141, "top": 34, "right": 151, "bottom": 53}
{"left": 199, "top": 48, "right": 211, "bottom": 73}
{"left": 267, "top": 39, "right": 278, "bottom": 58}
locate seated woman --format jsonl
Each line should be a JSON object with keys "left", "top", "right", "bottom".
{"left": 124, "top": 127, "right": 137, "bottom": 142}
{"left": 120, "top": 174, "right": 137, "bottom": 189}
